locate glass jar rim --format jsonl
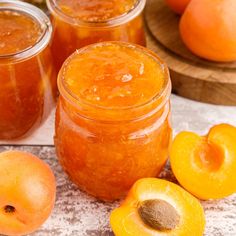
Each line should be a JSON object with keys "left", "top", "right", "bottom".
{"left": 58, "top": 41, "right": 171, "bottom": 121}
{"left": 46, "top": 0, "right": 146, "bottom": 27}
{"left": 0, "top": 0, "right": 52, "bottom": 63}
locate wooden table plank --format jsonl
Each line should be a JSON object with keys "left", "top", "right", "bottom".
{"left": 0, "top": 145, "right": 235, "bottom": 236}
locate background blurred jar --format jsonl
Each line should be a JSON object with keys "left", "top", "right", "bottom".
{"left": 46, "top": 0, "right": 146, "bottom": 71}
{"left": 0, "top": 0, "right": 57, "bottom": 140}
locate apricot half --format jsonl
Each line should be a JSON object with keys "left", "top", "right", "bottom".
{"left": 170, "top": 124, "right": 236, "bottom": 200}
{"left": 0, "top": 151, "right": 56, "bottom": 236}
{"left": 110, "top": 178, "right": 205, "bottom": 236}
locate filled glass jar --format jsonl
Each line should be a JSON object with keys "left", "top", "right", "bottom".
{"left": 55, "top": 42, "right": 172, "bottom": 201}
{"left": 46, "top": 0, "right": 146, "bottom": 71}
{"left": 0, "top": 0, "right": 57, "bottom": 140}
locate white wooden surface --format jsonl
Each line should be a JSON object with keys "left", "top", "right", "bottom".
{"left": 0, "top": 144, "right": 235, "bottom": 236}
{"left": 1, "top": 94, "right": 236, "bottom": 235}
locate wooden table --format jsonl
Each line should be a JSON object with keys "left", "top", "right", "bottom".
{"left": 1, "top": 94, "right": 236, "bottom": 236}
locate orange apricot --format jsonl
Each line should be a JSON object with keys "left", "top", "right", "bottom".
{"left": 0, "top": 151, "right": 56, "bottom": 236}
{"left": 165, "top": 0, "right": 191, "bottom": 14}
{"left": 110, "top": 178, "right": 205, "bottom": 236}
{"left": 180, "top": 0, "right": 236, "bottom": 62}
{"left": 170, "top": 124, "right": 236, "bottom": 200}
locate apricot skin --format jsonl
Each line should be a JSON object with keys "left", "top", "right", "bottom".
{"left": 170, "top": 124, "right": 236, "bottom": 200}
{"left": 0, "top": 151, "right": 56, "bottom": 236}
{"left": 180, "top": 0, "right": 236, "bottom": 62}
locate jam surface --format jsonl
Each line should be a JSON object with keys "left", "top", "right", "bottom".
{"left": 0, "top": 10, "right": 42, "bottom": 55}
{"left": 57, "top": 0, "right": 137, "bottom": 22}
{"left": 62, "top": 43, "right": 165, "bottom": 108}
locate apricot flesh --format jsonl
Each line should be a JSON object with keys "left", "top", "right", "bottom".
{"left": 110, "top": 178, "right": 205, "bottom": 236}
{"left": 170, "top": 124, "right": 236, "bottom": 200}
{"left": 0, "top": 151, "right": 56, "bottom": 236}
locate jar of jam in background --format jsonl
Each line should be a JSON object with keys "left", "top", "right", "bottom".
{"left": 0, "top": 0, "right": 57, "bottom": 140}
{"left": 55, "top": 42, "right": 172, "bottom": 201}
{"left": 46, "top": 0, "right": 146, "bottom": 71}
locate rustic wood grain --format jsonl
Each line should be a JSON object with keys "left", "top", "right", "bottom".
{"left": 145, "top": 0, "right": 236, "bottom": 105}
{"left": 0, "top": 145, "right": 235, "bottom": 236}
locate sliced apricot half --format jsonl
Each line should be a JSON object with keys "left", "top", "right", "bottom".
{"left": 170, "top": 124, "right": 236, "bottom": 200}
{"left": 110, "top": 178, "right": 205, "bottom": 236}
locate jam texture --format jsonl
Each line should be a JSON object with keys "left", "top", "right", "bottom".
{"left": 55, "top": 42, "right": 171, "bottom": 201}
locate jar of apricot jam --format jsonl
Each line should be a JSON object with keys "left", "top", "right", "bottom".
{"left": 55, "top": 42, "right": 172, "bottom": 201}
{"left": 0, "top": 0, "right": 57, "bottom": 140}
{"left": 46, "top": 0, "right": 146, "bottom": 71}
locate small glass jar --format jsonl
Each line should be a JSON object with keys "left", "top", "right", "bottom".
{"left": 0, "top": 0, "right": 57, "bottom": 140}
{"left": 55, "top": 42, "right": 172, "bottom": 201}
{"left": 46, "top": 0, "right": 146, "bottom": 71}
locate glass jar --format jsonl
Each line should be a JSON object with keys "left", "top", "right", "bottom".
{"left": 55, "top": 42, "right": 172, "bottom": 201}
{"left": 0, "top": 0, "right": 57, "bottom": 140}
{"left": 46, "top": 0, "right": 146, "bottom": 71}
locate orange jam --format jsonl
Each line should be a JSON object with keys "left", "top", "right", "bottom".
{"left": 55, "top": 42, "right": 172, "bottom": 201}
{"left": 58, "top": 0, "right": 137, "bottom": 22}
{"left": 0, "top": 1, "right": 56, "bottom": 140}
{"left": 46, "top": 0, "right": 146, "bottom": 71}
{"left": 0, "top": 10, "right": 42, "bottom": 55}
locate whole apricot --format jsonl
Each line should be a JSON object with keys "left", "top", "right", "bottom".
{"left": 165, "top": 0, "right": 191, "bottom": 14}
{"left": 110, "top": 178, "right": 205, "bottom": 236}
{"left": 170, "top": 124, "right": 236, "bottom": 200}
{"left": 180, "top": 0, "right": 236, "bottom": 61}
{"left": 0, "top": 151, "right": 56, "bottom": 236}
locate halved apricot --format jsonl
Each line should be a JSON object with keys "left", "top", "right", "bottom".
{"left": 170, "top": 124, "right": 236, "bottom": 200}
{"left": 110, "top": 178, "right": 205, "bottom": 236}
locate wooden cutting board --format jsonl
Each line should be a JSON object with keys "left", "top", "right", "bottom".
{"left": 145, "top": 0, "right": 236, "bottom": 105}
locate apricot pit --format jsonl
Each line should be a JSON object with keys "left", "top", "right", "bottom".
{"left": 138, "top": 199, "right": 180, "bottom": 231}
